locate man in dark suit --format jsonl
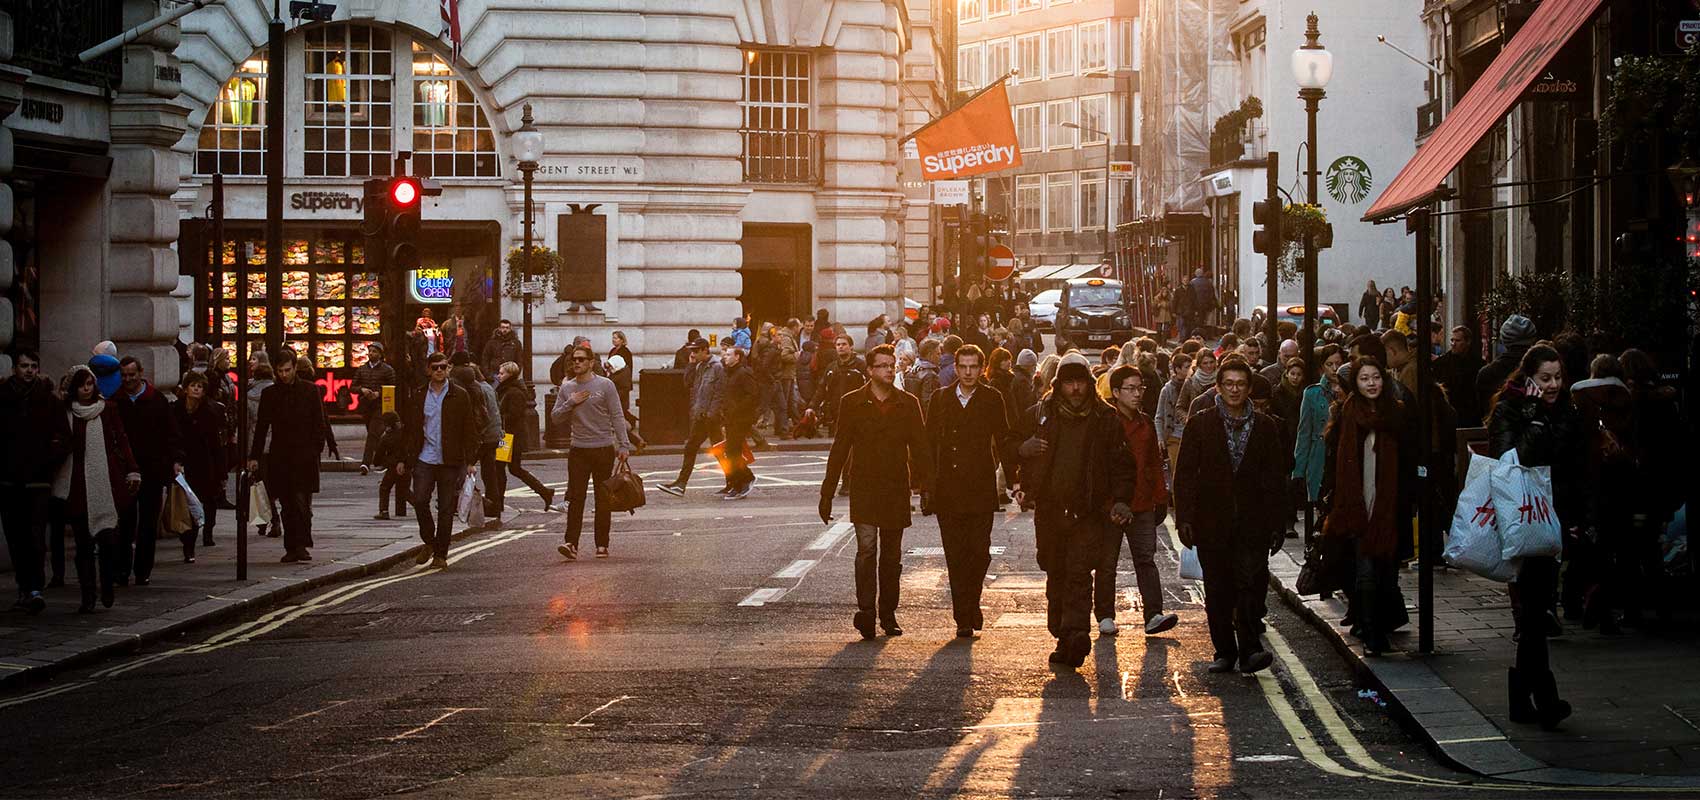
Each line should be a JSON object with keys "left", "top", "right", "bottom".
{"left": 924, "top": 344, "right": 1015, "bottom": 638}
{"left": 820, "top": 344, "right": 933, "bottom": 640}
{"left": 1173, "top": 356, "right": 1289, "bottom": 674}
{"left": 116, "top": 356, "right": 183, "bottom": 583}
{"left": 248, "top": 353, "right": 333, "bottom": 564}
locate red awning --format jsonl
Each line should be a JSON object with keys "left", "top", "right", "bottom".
{"left": 1362, "top": 0, "right": 1607, "bottom": 222}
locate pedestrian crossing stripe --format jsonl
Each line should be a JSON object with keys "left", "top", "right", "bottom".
{"left": 906, "top": 546, "right": 1007, "bottom": 556}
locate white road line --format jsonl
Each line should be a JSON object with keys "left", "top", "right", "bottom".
{"left": 773, "top": 559, "right": 816, "bottom": 579}
{"left": 570, "top": 695, "right": 633, "bottom": 727}
{"left": 737, "top": 587, "right": 787, "bottom": 606}
{"left": 389, "top": 707, "right": 484, "bottom": 741}
{"left": 254, "top": 699, "right": 355, "bottom": 731}
{"left": 806, "top": 520, "right": 853, "bottom": 550}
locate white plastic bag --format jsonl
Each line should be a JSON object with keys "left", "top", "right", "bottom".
{"left": 248, "top": 480, "right": 272, "bottom": 525}
{"left": 456, "top": 469, "right": 484, "bottom": 528}
{"left": 1179, "top": 546, "right": 1203, "bottom": 581}
{"left": 1444, "top": 453, "right": 1518, "bottom": 581}
{"left": 1490, "top": 449, "right": 1562, "bottom": 561}
{"left": 174, "top": 474, "right": 206, "bottom": 528}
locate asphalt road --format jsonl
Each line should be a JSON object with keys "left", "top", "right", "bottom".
{"left": 0, "top": 452, "right": 1631, "bottom": 798}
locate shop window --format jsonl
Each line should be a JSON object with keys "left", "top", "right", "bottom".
{"left": 195, "top": 52, "right": 268, "bottom": 176}
{"left": 202, "top": 229, "right": 381, "bottom": 374}
{"left": 1015, "top": 175, "right": 1042, "bottom": 233}
{"left": 1046, "top": 172, "right": 1076, "bottom": 233}
{"left": 304, "top": 24, "right": 393, "bottom": 178}
{"left": 411, "top": 44, "right": 499, "bottom": 178}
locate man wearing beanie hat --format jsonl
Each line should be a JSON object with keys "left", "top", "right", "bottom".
{"left": 1475, "top": 314, "right": 1536, "bottom": 422}
{"left": 1015, "top": 351, "right": 1136, "bottom": 669}
{"left": 1173, "top": 356, "right": 1289, "bottom": 674}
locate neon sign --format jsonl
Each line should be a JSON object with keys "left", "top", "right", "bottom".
{"left": 409, "top": 267, "right": 454, "bottom": 304}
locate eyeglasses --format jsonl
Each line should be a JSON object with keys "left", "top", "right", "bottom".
{"left": 571, "top": 356, "right": 593, "bottom": 362}
{"left": 429, "top": 364, "right": 450, "bottom": 371}
{"left": 1117, "top": 384, "right": 1140, "bottom": 393}
{"left": 1220, "top": 380, "right": 1250, "bottom": 389}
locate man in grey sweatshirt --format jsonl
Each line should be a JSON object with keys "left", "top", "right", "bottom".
{"left": 550, "top": 344, "right": 632, "bottom": 560}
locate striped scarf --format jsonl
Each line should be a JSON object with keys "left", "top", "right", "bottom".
{"left": 1216, "top": 393, "right": 1254, "bottom": 471}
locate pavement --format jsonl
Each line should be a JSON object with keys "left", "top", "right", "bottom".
{"left": 318, "top": 422, "right": 834, "bottom": 471}
{"left": 1269, "top": 537, "right": 1700, "bottom": 789}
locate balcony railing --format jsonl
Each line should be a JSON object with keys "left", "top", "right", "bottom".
{"left": 3, "top": 0, "right": 123, "bottom": 88}
{"left": 741, "top": 129, "right": 824, "bottom": 184}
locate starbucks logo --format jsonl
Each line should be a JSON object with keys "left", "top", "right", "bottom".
{"left": 1326, "top": 156, "right": 1372, "bottom": 205}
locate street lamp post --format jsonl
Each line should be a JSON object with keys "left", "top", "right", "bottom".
{"left": 1292, "top": 12, "right": 1332, "bottom": 388}
{"left": 513, "top": 104, "right": 545, "bottom": 383}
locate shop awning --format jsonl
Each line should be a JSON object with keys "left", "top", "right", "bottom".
{"left": 1362, "top": 0, "right": 1607, "bottom": 222}
{"left": 1049, "top": 263, "right": 1103, "bottom": 281}
{"left": 1017, "top": 263, "right": 1069, "bottom": 281}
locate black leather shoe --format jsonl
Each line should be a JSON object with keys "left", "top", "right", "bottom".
{"left": 1238, "top": 651, "right": 1274, "bottom": 674}
{"left": 880, "top": 618, "right": 903, "bottom": 637}
{"left": 1066, "top": 632, "right": 1091, "bottom": 668}
{"left": 853, "top": 611, "right": 876, "bottom": 640}
{"left": 1048, "top": 647, "right": 1068, "bottom": 665}
{"left": 956, "top": 626, "right": 974, "bottom": 638}
{"left": 1207, "top": 657, "right": 1237, "bottom": 673}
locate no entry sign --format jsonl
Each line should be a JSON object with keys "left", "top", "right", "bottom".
{"left": 986, "top": 244, "right": 1016, "bottom": 281}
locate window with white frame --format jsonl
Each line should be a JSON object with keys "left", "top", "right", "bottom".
{"left": 1046, "top": 172, "right": 1076, "bottom": 232}
{"left": 987, "top": 0, "right": 1010, "bottom": 16}
{"left": 1078, "top": 95, "right": 1109, "bottom": 144}
{"left": 959, "top": 0, "right": 982, "bottom": 23}
{"left": 1016, "top": 33, "right": 1041, "bottom": 82}
{"left": 1015, "top": 175, "right": 1043, "bottom": 233}
{"left": 1078, "top": 21, "right": 1109, "bottom": 73}
{"left": 1015, "top": 103, "right": 1042, "bottom": 152}
{"left": 1046, "top": 27, "right": 1075, "bottom": 78}
{"left": 742, "top": 49, "right": 811, "bottom": 132}
{"left": 1118, "top": 19, "right": 1139, "bottom": 71}
{"left": 957, "top": 43, "right": 985, "bottom": 90}
{"left": 986, "top": 38, "right": 1013, "bottom": 83}
{"left": 1016, "top": 0, "right": 1040, "bottom": 12}
{"left": 196, "top": 50, "right": 269, "bottom": 176}
{"left": 304, "top": 24, "right": 394, "bottom": 178}
{"left": 1045, "top": 98, "right": 1075, "bottom": 150}
{"left": 411, "top": 43, "right": 499, "bottom": 178}
{"left": 1080, "top": 169, "right": 1106, "bottom": 230}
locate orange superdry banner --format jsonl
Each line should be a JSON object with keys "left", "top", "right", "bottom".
{"left": 914, "top": 82, "right": 1023, "bottom": 181}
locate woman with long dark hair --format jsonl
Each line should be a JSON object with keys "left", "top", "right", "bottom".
{"left": 1320, "top": 357, "right": 1413, "bottom": 655}
{"left": 172, "top": 370, "right": 225, "bottom": 562}
{"left": 49, "top": 366, "right": 140, "bottom": 612}
{"left": 1488, "top": 344, "right": 1582, "bottom": 729}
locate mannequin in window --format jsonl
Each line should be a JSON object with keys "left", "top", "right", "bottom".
{"left": 420, "top": 80, "right": 450, "bottom": 127}
{"left": 327, "top": 56, "right": 348, "bottom": 103}
{"left": 227, "top": 77, "right": 259, "bottom": 126}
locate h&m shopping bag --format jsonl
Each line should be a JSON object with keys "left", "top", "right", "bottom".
{"left": 1444, "top": 452, "right": 1518, "bottom": 581}
{"left": 457, "top": 468, "right": 485, "bottom": 528}
{"left": 1490, "top": 449, "right": 1562, "bottom": 561}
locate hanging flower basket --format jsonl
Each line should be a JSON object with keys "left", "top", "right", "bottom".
{"left": 503, "top": 244, "right": 563, "bottom": 300}
{"left": 1275, "top": 203, "right": 1330, "bottom": 286}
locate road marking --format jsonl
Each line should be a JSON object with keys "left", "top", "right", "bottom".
{"left": 773, "top": 559, "right": 815, "bottom": 579}
{"left": 737, "top": 587, "right": 786, "bottom": 607}
{"left": 806, "top": 520, "right": 853, "bottom": 550}
{"left": 254, "top": 699, "right": 355, "bottom": 731}
{"left": 570, "top": 695, "right": 633, "bottom": 727}
{"left": 0, "top": 680, "right": 94, "bottom": 709}
{"left": 389, "top": 707, "right": 484, "bottom": 741}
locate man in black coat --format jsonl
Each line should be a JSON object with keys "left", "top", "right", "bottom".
{"left": 0, "top": 351, "right": 69, "bottom": 612}
{"left": 396, "top": 352, "right": 481, "bottom": 568}
{"left": 673, "top": 329, "right": 702, "bottom": 369}
{"left": 924, "top": 344, "right": 1014, "bottom": 638}
{"left": 821, "top": 344, "right": 933, "bottom": 640}
{"left": 115, "top": 356, "right": 183, "bottom": 585}
{"left": 1435, "top": 325, "right": 1485, "bottom": 427}
{"left": 1016, "top": 352, "right": 1136, "bottom": 669}
{"left": 480, "top": 319, "right": 524, "bottom": 380}
{"left": 248, "top": 353, "right": 333, "bottom": 563}
{"left": 355, "top": 343, "right": 397, "bottom": 474}
{"left": 1173, "top": 357, "right": 1288, "bottom": 674}
{"left": 720, "top": 346, "right": 762, "bottom": 498}
{"left": 1475, "top": 314, "right": 1535, "bottom": 422}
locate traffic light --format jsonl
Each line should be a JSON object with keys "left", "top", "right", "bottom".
{"left": 1251, "top": 198, "right": 1282, "bottom": 256}
{"left": 385, "top": 176, "right": 423, "bottom": 272}
{"left": 959, "top": 213, "right": 992, "bottom": 281}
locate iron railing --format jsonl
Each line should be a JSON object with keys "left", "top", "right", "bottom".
{"left": 3, "top": 0, "right": 123, "bottom": 88}
{"left": 740, "top": 129, "right": 823, "bottom": 184}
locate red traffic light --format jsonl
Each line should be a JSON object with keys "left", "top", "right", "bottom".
{"left": 390, "top": 177, "right": 420, "bottom": 207}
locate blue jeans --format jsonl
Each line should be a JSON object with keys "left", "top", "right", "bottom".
{"left": 411, "top": 461, "right": 463, "bottom": 560}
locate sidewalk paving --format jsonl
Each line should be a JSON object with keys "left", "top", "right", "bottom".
{"left": 0, "top": 488, "right": 493, "bottom": 690}
{"left": 320, "top": 423, "right": 831, "bottom": 472}
{"left": 1270, "top": 539, "right": 1700, "bottom": 788}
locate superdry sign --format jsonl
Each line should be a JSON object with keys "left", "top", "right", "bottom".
{"left": 910, "top": 82, "right": 1023, "bottom": 181}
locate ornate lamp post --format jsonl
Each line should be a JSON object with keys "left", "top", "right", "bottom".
{"left": 513, "top": 104, "right": 545, "bottom": 382}
{"left": 1291, "top": 12, "right": 1332, "bottom": 386}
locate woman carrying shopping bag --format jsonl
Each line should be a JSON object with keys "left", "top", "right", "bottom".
{"left": 1319, "top": 357, "right": 1415, "bottom": 656}
{"left": 50, "top": 366, "right": 141, "bottom": 613}
{"left": 172, "top": 370, "right": 225, "bottom": 562}
{"left": 1488, "top": 344, "right": 1584, "bottom": 730}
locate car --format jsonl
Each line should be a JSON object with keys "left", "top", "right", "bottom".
{"left": 1251, "top": 303, "right": 1340, "bottom": 333}
{"left": 1027, "top": 288, "right": 1061, "bottom": 330}
{"left": 1054, "top": 278, "right": 1134, "bottom": 349}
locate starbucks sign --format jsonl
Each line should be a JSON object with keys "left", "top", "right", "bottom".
{"left": 1326, "top": 156, "right": 1373, "bottom": 205}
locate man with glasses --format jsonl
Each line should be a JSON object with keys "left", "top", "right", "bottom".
{"left": 924, "top": 344, "right": 1013, "bottom": 638}
{"left": 395, "top": 352, "right": 480, "bottom": 569}
{"left": 1, "top": 351, "right": 68, "bottom": 613}
{"left": 550, "top": 344, "right": 631, "bottom": 560}
{"left": 1099, "top": 365, "right": 1179, "bottom": 637}
{"left": 1173, "top": 356, "right": 1288, "bottom": 674}
{"left": 820, "top": 344, "right": 932, "bottom": 639}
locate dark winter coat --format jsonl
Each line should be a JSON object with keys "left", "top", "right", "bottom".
{"left": 171, "top": 398, "right": 227, "bottom": 500}
{"left": 115, "top": 383, "right": 183, "bottom": 484}
{"left": 249, "top": 378, "right": 330, "bottom": 495}
{"left": 723, "top": 360, "right": 762, "bottom": 426}
{"left": 816, "top": 354, "right": 868, "bottom": 418}
{"left": 1320, "top": 401, "right": 1417, "bottom": 562}
{"left": 1487, "top": 387, "right": 1584, "bottom": 529}
{"left": 1474, "top": 347, "right": 1527, "bottom": 426}
{"left": 1434, "top": 349, "right": 1484, "bottom": 427}
{"left": 496, "top": 376, "right": 535, "bottom": 456}
{"left": 481, "top": 330, "right": 524, "bottom": 378}
{"left": 354, "top": 358, "right": 397, "bottom": 418}
{"left": 1016, "top": 395, "right": 1135, "bottom": 519}
{"left": 0, "top": 375, "right": 69, "bottom": 486}
{"left": 822, "top": 384, "right": 934, "bottom": 530}
{"left": 1173, "top": 404, "right": 1289, "bottom": 550}
{"left": 607, "top": 344, "right": 635, "bottom": 394}
{"left": 401, "top": 380, "right": 482, "bottom": 468}
{"left": 925, "top": 382, "right": 1014, "bottom": 515}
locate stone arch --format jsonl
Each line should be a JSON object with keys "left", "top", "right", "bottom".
{"left": 171, "top": 2, "right": 513, "bottom": 173}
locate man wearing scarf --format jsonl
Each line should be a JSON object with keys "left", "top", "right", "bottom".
{"left": 1174, "top": 356, "right": 1288, "bottom": 674}
{"left": 1016, "top": 352, "right": 1135, "bottom": 669}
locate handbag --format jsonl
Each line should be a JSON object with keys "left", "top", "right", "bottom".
{"left": 601, "top": 460, "right": 646, "bottom": 514}
{"left": 157, "top": 483, "right": 195, "bottom": 538}
{"left": 1295, "top": 531, "right": 1355, "bottom": 595}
